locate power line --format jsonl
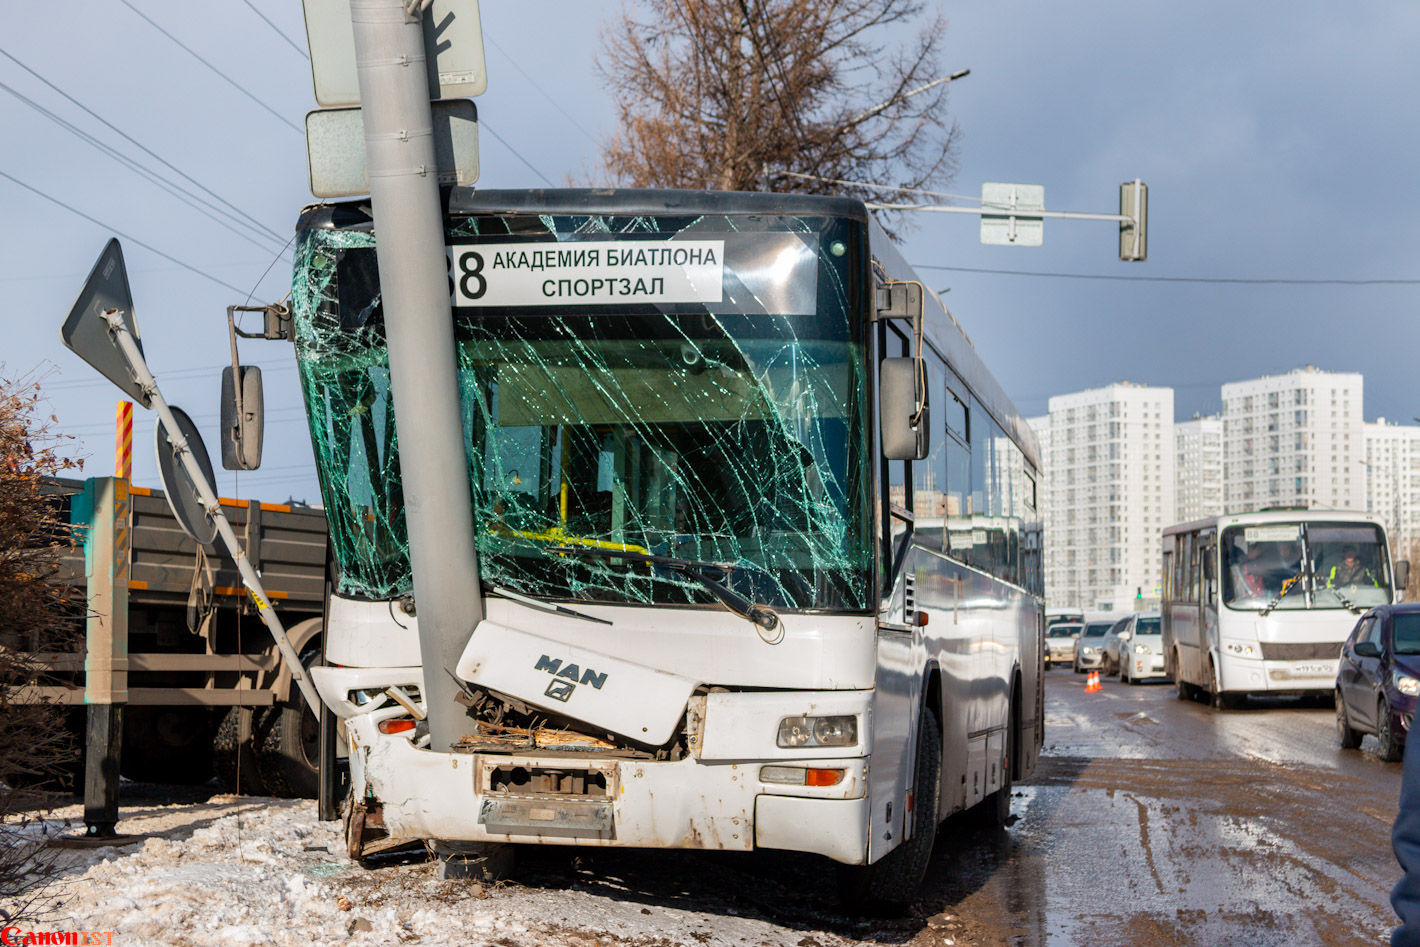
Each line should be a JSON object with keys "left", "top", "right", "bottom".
{"left": 0, "top": 76, "right": 290, "bottom": 257}
{"left": 238, "top": 0, "right": 309, "bottom": 60}
{"left": 485, "top": 35, "right": 596, "bottom": 145}
{"left": 0, "top": 168, "right": 248, "bottom": 295}
{"left": 915, "top": 263, "right": 1420, "bottom": 286}
{"left": 781, "top": 170, "right": 978, "bottom": 203}
{"left": 0, "top": 45, "right": 287, "bottom": 244}
{"left": 481, "top": 119, "right": 554, "bottom": 187}
{"left": 115, "top": 0, "right": 302, "bottom": 134}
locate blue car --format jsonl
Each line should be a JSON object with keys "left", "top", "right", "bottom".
{"left": 1336, "top": 603, "right": 1420, "bottom": 761}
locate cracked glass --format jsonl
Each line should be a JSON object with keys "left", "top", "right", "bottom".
{"left": 292, "top": 211, "right": 871, "bottom": 612}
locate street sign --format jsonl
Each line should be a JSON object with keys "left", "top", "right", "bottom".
{"left": 154, "top": 406, "right": 218, "bottom": 548}
{"left": 305, "top": 99, "right": 480, "bottom": 197}
{"left": 60, "top": 239, "right": 150, "bottom": 408}
{"left": 301, "top": 0, "right": 487, "bottom": 108}
{"left": 980, "top": 183, "right": 1044, "bottom": 247}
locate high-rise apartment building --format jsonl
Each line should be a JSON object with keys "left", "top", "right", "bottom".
{"left": 1174, "top": 414, "right": 1222, "bottom": 524}
{"left": 1041, "top": 383, "right": 1174, "bottom": 611}
{"left": 1364, "top": 418, "right": 1420, "bottom": 553}
{"left": 1221, "top": 367, "right": 1364, "bottom": 514}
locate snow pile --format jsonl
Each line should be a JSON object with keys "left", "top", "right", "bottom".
{"left": 21, "top": 797, "right": 868, "bottom": 947}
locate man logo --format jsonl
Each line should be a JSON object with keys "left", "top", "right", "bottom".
{"left": 534, "top": 654, "right": 608, "bottom": 702}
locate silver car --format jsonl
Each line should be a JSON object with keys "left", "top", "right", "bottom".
{"left": 1074, "top": 619, "right": 1115, "bottom": 673}
{"left": 1046, "top": 622, "right": 1082, "bottom": 669}
{"left": 1120, "top": 612, "right": 1167, "bottom": 684}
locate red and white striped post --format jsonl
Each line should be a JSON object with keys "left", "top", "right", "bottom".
{"left": 114, "top": 400, "right": 132, "bottom": 480}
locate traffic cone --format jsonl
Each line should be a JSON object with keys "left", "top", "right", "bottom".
{"left": 1085, "top": 670, "right": 1101, "bottom": 693}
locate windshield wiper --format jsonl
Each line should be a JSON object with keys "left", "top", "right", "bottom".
{"left": 1260, "top": 573, "right": 1305, "bottom": 617}
{"left": 491, "top": 586, "right": 614, "bottom": 626}
{"left": 544, "top": 546, "right": 782, "bottom": 639}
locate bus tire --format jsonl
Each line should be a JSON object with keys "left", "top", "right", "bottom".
{"left": 1377, "top": 700, "right": 1403, "bottom": 762}
{"left": 977, "top": 699, "right": 1016, "bottom": 829}
{"left": 1173, "top": 655, "right": 1197, "bottom": 701}
{"left": 1336, "top": 691, "right": 1362, "bottom": 750}
{"left": 1209, "top": 660, "right": 1243, "bottom": 710}
{"left": 253, "top": 644, "right": 323, "bottom": 798}
{"left": 837, "top": 705, "right": 941, "bottom": 916}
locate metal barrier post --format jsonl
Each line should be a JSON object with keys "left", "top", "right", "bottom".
{"left": 83, "top": 476, "right": 130, "bottom": 836}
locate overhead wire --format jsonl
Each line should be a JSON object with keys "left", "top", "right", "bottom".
{"left": 238, "top": 0, "right": 309, "bottom": 61}
{"left": 0, "top": 168, "right": 248, "bottom": 295}
{"left": 479, "top": 119, "right": 555, "bottom": 187}
{"left": 915, "top": 263, "right": 1420, "bottom": 286}
{"left": 0, "top": 77, "right": 290, "bottom": 257}
{"left": 115, "top": 0, "right": 302, "bottom": 134}
{"left": 0, "top": 45, "right": 288, "bottom": 245}
{"left": 484, "top": 34, "right": 596, "bottom": 145}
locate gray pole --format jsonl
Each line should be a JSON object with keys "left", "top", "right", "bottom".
{"left": 350, "top": 0, "right": 482, "bottom": 751}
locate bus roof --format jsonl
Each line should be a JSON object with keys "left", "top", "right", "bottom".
{"left": 1163, "top": 509, "right": 1386, "bottom": 538}
{"left": 296, "top": 188, "right": 870, "bottom": 233}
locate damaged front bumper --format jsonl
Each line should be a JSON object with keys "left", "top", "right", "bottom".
{"left": 341, "top": 688, "right": 874, "bottom": 866}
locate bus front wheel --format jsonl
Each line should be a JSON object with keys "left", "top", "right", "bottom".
{"left": 1209, "top": 661, "right": 1243, "bottom": 711}
{"left": 837, "top": 705, "right": 941, "bottom": 916}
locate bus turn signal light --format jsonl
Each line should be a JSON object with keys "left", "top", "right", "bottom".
{"left": 805, "top": 768, "right": 844, "bottom": 787}
{"left": 378, "top": 718, "right": 417, "bottom": 734}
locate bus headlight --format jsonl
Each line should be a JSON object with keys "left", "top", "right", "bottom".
{"left": 1134, "top": 644, "right": 1151, "bottom": 654}
{"left": 1395, "top": 675, "right": 1420, "bottom": 697}
{"left": 1225, "top": 643, "right": 1255, "bottom": 656}
{"left": 777, "top": 715, "right": 858, "bottom": 748}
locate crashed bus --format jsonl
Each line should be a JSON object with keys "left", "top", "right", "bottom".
{"left": 299, "top": 188, "right": 1044, "bottom": 909}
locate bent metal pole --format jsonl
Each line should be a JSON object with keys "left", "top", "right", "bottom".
{"left": 350, "top": 0, "right": 483, "bottom": 750}
{"left": 99, "top": 310, "right": 325, "bottom": 716}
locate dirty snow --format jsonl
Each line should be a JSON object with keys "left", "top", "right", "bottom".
{"left": 8, "top": 794, "right": 961, "bottom": 947}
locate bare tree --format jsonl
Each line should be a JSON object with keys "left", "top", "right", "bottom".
{"left": 0, "top": 372, "right": 82, "bottom": 921}
{"left": 596, "top": 0, "right": 960, "bottom": 206}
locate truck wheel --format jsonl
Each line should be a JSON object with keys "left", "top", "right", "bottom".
{"left": 214, "top": 706, "right": 269, "bottom": 795}
{"left": 837, "top": 705, "right": 941, "bottom": 916}
{"left": 254, "top": 644, "right": 323, "bottom": 798}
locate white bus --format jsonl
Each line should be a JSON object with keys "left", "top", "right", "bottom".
{"left": 296, "top": 189, "right": 1044, "bottom": 911}
{"left": 1162, "top": 510, "right": 1401, "bottom": 709}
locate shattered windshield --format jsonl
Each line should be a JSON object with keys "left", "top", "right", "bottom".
{"left": 292, "top": 211, "right": 871, "bottom": 612}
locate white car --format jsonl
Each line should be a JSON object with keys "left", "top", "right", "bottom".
{"left": 1119, "top": 612, "right": 1167, "bottom": 684}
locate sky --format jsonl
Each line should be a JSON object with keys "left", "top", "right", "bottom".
{"left": 3, "top": 0, "right": 1417, "bottom": 505}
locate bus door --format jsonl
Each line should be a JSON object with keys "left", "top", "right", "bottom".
{"left": 1199, "top": 529, "right": 1219, "bottom": 658}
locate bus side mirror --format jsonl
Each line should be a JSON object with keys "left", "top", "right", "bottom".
{"left": 1396, "top": 560, "right": 1411, "bottom": 595}
{"left": 880, "top": 357, "right": 928, "bottom": 460}
{"left": 220, "top": 365, "right": 264, "bottom": 470}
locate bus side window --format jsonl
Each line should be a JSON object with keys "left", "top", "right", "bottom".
{"left": 1162, "top": 549, "right": 1173, "bottom": 602}
{"left": 1200, "top": 531, "right": 1217, "bottom": 600}
{"left": 1185, "top": 532, "right": 1199, "bottom": 602}
{"left": 917, "top": 354, "right": 949, "bottom": 552}
{"left": 1172, "top": 537, "right": 1186, "bottom": 601}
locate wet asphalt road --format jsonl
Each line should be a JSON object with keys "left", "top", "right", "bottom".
{"left": 66, "top": 670, "right": 1406, "bottom": 946}
{"left": 503, "top": 669, "right": 1406, "bottom": 946}
{"left": 928, "top": 669, "right": 1406, "bottom": 946}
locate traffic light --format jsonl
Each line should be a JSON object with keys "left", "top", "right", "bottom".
{"left": 1119, "top": 179, "right": 1148, "bottom": 262}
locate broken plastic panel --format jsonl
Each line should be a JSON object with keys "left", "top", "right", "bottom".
{"left": 291, "top": 211, "right": 872, "bottom": 611}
